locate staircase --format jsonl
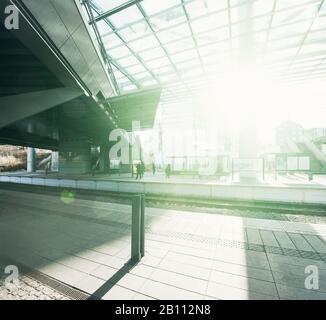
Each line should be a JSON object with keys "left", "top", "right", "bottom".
{"left": 296, "top": 135, "right": 326, "bottom": 173}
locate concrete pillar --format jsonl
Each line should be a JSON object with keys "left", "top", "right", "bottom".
{"left": 59, "top": 139, "right": 91, "bottom": 174}
{"left": 27, "top": 147, "right": 36, "bottom": 173}
{"left": 99, "top": 141, "right": 109, "bottom": 173}
{"left": 237, "top": 1, "right": 258, "bottom": 184}
{"left": 51, "top": 151, "right": 59, "bottom": 172}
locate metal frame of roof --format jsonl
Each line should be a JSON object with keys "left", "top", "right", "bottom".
{"left": 81, "top": 0, "right": 326, "bottom": 103}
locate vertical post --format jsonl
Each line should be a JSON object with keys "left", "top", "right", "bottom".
{"left": 131, "top": 195, "right": 141, "bottom": 262}
{"left": 99, "top": 141, "right": 109, "bottom": 173}
{"left": 140, "top": 194, "right": 145, "bottom": 257}
{"left": 231, "top": 158, "right": 234, "bottom": 181}
{"left": 237, "top": 1, "right": 257, "bottom": 184}
{"left": 27, "top": 147, "right": 36, "bottom": 173}
{"left": 51, "top": 151, "right": 59, "bottom": 172}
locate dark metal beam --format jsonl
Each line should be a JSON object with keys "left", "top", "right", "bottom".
{"left": 90, "top": 0, "right": 143, "bottom": 24}
{"left": 83, "top": 0, "right": 120, "bottom": 95}
{"left": 5, "top": 0, "right": 92, "bottom": 95}
{"left": 0, "top": 87, "right": 83, "bottom": 129}
{"left": 0, "top": 128, "right": 58, "bottom": 150}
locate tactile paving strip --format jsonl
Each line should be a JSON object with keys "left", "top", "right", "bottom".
{"left": 146, "top": 228, "right": 326, "bottom": 262}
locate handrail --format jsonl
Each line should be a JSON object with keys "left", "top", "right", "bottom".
{"left": 0, "top": 179, "right": 146, "bottom": 264}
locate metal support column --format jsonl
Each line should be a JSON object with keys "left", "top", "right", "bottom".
{"left": 237, "top": 1, "right": 257, "bottom": 184}
{"left": 140, "top": 194, "right": 145, "bottom": 257}
{"left": 131, "top": 194, "right": 145, "bottom": 262}
{"left": 27, "top": 147, "right": 36, "bottom": 173}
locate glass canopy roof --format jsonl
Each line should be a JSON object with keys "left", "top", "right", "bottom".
{"left": 83, "top": 0, "right": 326, "bottom": 104}
{"left": 81, "top": 0, "right": 326, "bottom": 159}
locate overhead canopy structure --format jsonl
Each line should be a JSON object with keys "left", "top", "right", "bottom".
{"left": 84, "top": 0, "right": 326, "bottom": 103}
{"left": 107, "top": 87, "right": 162, "bottom": 131}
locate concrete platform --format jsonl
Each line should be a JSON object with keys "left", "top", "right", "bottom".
{"left": 1, "top": 188, "right": 326, "bottom": 300}
{"left": 1, "top": 171, "right": 326, "bottom": 205}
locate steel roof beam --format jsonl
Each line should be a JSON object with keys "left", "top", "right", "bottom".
{"left": 287, "top": 0, "right": 325, "bottom": 69}
{"left": 180, "top": 0, "right": 205, "bottom": 72}
{"left": 83, "top": 0, "right": 120, "bottom": 95}
{"left": 90, "top": 0, "right": 144, "bottom": 23}
{"left": 103, "top": 16, "right": 326, "bottom": 65}
{"left": 101, "top": 0, "right": 318, "bottom": 40}
{"left": 88, "top": 1, "right": 143, "bottom": 89}
{"left": 136, "top": 2, "right": 194, "bottom": 101}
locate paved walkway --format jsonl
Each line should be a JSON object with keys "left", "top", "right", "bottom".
{"left": 1, "top": 188, "right": 326, "bottom": 300}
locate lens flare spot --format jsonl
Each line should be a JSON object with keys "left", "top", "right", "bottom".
{"left": 61, "top": 190, "right": 75, "bottom": 204}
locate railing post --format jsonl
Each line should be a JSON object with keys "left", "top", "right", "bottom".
{"left": 140, "top": 194, "right": 145, "bottom": 257}
{"left": 131, "top": 195, "right": 141, "bottom": 262}
{"left": 231, "top": 158, "right": 234, "bottom": 181}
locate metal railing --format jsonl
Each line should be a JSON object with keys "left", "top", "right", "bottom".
{"left": 231, "top": 158, "right": 266, "bottom": 181}
{"left": 0, "top": 178, "right": 146, "bottom": 264}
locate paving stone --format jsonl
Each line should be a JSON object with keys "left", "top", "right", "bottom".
{"left": 132, "top": 292, "right": 155, "bottom": 300}
{"left": 273, "top": 231, "right": 296, "bottom": 250}
{"left": 129, "top": 264, "right": 155, "bottom": 278}
{"left": 74, "top": 275, "right": 106, "bottom": 295}
{"left": 150, "top": 268, "right": 208, "bottom": 294}
{"left": 158, "top": 259, "right": 211, "bottom": 280}
{"left": 304, "top": 235, "right": 326, "bottom": 254}
{"left": 272, "top": 269, "right": 326, "bottom": 293}
{"left": 260, "top": 230, "right": 279, "bottom": 247}
{"left": 288, "top": 233, "right": 315, "bottom": 252}
{"left": 165, "top": 251, "right": 213, "bottom": 269}
{"left": 116, "top": 273, "right": 147, "bottom": 292}
{"left": 277, "top": 283, "right": 326, "bottom": 300}
{"left": 138, "top": 279, "right": 204, "bottom": 300}
{"left": 268, "top": 252, "right": 326, "bottom": 270}
{"left": 246, "top": 228, "right": 263, "bottom": 245}
{"left": 90, "top": 264, "right": 118, "bottom": 280}
{"left": 209, "top": 270, "right": 278, "bottom": 297}
{"left": 206, "top": 281, "right": 278, "bottom": 300}
{"left": 102, "top": 285, "right": 136, "bottom": 300}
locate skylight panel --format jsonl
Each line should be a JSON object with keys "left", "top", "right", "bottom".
{"left": 109, "top": 5, "right": 144, "bottom": 29}
{"left": 141, "top": 0, "right": 181, "bottom": 16}
{"left": 118, "top": 21, "right": 151, "bottom": 42}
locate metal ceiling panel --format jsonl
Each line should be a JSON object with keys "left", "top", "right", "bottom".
{"left": 22, "top": 0, "right": 116, "bottom": 99}
{"left": 106, "top": 87, "right": 162, "bottom": 131}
